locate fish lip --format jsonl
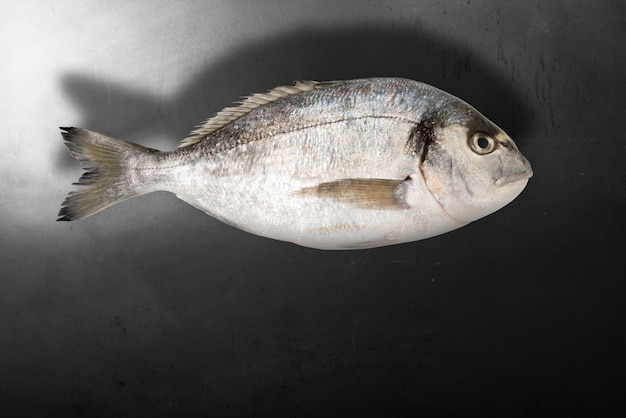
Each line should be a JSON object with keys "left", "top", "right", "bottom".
{"left": 495, "top": 169, "right": 533, "bottom": 186}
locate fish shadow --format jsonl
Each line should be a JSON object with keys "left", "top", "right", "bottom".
{"left": 57, "top": 24, "right": 531, "bottom": 171}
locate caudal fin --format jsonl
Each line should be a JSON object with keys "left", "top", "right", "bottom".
{"left": 57, "top": 127, "right": 158, "bottom": 221}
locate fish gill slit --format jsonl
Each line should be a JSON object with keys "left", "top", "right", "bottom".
{"left": 406, "top": 118, "right": 435, "bottom": 166}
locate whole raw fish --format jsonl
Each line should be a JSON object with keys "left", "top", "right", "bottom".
{"left": 58, "top": 78, "right": 532, "bottom": 249}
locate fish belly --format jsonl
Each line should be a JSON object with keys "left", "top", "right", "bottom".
{"left": 163, "top": 117, "right": 463, "bottom": 249}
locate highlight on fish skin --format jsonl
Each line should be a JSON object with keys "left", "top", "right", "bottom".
{"left": 58, "top": 78, "right": 532, "bottom": 249}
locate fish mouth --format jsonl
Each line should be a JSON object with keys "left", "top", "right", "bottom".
{"left": 495, "top": 168, "right": 534, "bottom": 186}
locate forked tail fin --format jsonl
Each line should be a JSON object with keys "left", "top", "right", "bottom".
{"left": 57, "top": 127, "right": 158, "bottom": 221}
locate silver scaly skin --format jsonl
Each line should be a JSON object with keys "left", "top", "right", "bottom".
{"left": 58, "top": 78, "right": 532, "bottom": 250}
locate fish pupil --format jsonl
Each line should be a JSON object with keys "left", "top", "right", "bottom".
{"left": 477, "top": 137, "right": 490, "bottom": 149}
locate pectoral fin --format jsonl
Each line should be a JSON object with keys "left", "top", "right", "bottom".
{"left": 296, "top": 178, "right": 410, "bottom": 210}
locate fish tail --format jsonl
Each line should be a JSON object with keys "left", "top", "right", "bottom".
{"left": 57, "top": 127, "right": 158, "bottom": 221}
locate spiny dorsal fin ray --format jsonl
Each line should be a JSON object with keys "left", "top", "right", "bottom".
{"left": 179, "top": 80, "right": 331, "bottom": 148}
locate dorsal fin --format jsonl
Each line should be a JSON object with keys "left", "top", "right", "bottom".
{"left": 178, "top": 80, "right": 329, "bottom": 148}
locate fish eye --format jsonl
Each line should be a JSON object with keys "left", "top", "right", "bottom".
{"left": 469, "top": 132, "right": 496, "bottom": 155}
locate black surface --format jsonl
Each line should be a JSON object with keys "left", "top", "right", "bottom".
{"left": 2, "top": 1, "right": 626, "bottom": 416}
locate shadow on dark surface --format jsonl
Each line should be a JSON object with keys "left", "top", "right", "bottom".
{"left": 57, "top": 24, "right": 531, "bottom": 170}
{"left": 33, "top": 10, "right": 626, "bottom": 417}
{"left": 46, "top": 24, "right": 569, "bottom": 417}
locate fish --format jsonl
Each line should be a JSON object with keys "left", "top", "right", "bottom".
{"left": 57, "top": 78, "right": 532, "bottom": 250}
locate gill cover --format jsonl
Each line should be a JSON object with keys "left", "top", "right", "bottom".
{"left": 419, "top": 110, "right": 532, "bottom": 224}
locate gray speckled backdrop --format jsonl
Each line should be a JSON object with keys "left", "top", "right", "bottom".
{"left": 1, "top": 0, "right": 624, "bottom": 416}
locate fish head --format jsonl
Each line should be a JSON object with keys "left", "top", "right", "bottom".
{"left": 420, "top": 104, "right": 533, "bottom": 224}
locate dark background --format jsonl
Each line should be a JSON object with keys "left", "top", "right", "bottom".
{"left": 1, "top": 1, "right": 624, "bottom": 416}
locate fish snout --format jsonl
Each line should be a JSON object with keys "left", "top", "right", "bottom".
{"left": 494, "top": 137, "right": 533, "bottom": 187}
{"left": 495, "top": 167, "right": 533, "bottom": 186}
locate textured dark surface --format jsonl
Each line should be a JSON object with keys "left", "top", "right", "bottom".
{"left": 1, "top": 1, "right": 625, "bottom": 416}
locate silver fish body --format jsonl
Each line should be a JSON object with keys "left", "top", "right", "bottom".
{"left": 58, "top": 78, "right": 532, "bottom": 249}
